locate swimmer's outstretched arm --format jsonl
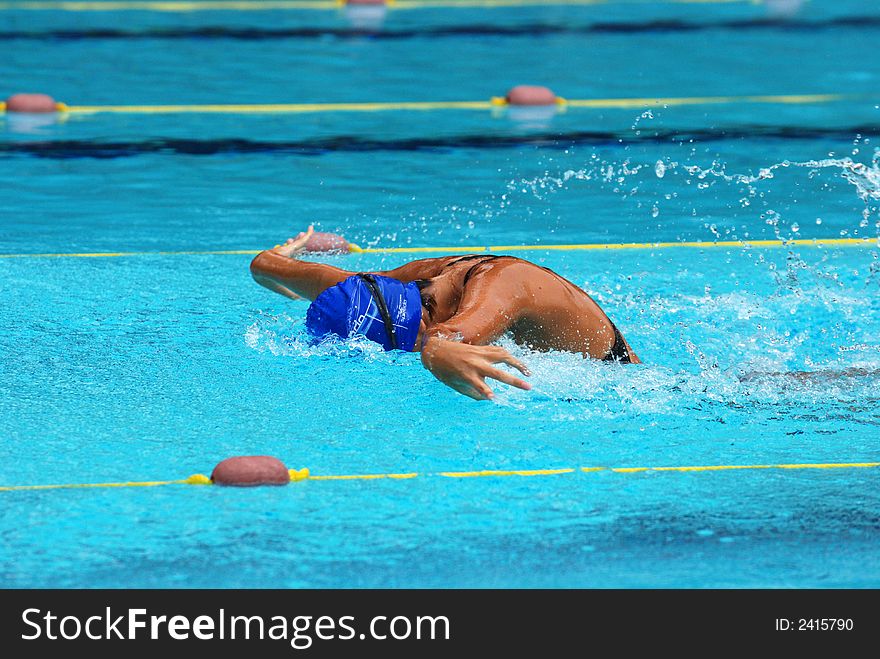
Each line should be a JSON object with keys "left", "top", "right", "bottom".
{"left": 250, "top": 228, "right": 354, "bottom": 301}
{"left": 420, "top": 283, "right": 532, "bottom": 400}
{"left": 252, "top": 227, "right": 480, "bottom": 301}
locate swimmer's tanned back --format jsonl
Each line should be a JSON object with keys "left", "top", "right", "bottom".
{"left": 250, "top": 227, "right": 639, "bottom": 400}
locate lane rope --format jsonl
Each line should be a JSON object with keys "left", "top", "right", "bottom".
{"left": 0, "top": 238, "right": 876, "bottom": 260}
{"left": 0, "top": 1, "right": 766, "bottom": 14}
{"left": 0, "top": 93, "right": 851, "bottom": 115}
{"left": 2, "top": 461, "right": 877, "bottom": 492}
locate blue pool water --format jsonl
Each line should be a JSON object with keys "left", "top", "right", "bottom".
{"left": 2, "top": 0, "right": 880, "bottom": 588}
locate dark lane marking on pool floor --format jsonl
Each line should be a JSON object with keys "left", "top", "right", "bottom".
{"left": 3, "top": 125, "right": 880, "bottom": 159}
{"left": 3, "top": 17, "right": 880, "bottom": 41}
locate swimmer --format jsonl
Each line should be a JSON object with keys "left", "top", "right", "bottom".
{"left": 250, "top": 227, "right": 639, "bottom": 400}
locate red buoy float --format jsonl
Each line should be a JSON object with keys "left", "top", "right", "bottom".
{"left": 505, "top": 85, "right": 558, "bottom": 106}
{"left": 5, "top": 93, "right": 60, "bottom": 113}
{"left": 299, "top": 231, "right": 352, "bottom": 253}
{"left": 211, "top": 456, "right": 291, "bottom": 486}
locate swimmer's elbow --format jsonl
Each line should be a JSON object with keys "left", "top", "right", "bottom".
{"left": 250, "top": 251, "right": 273, "bottom": 280}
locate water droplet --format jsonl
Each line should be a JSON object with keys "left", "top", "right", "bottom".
{"left": 654, "top": 160, "right": 666, "bottom": 178}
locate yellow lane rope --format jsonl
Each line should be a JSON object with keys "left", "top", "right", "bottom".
{"left": 353, "top": 238, "right": 879, "bottom": 254}
{"left": 309, "top": 472, "right": 419, "bottom": 480}
{"left": 61, "top": 101, "right": 496, "bottom": 115}
{"left": 0, "top": 93, "right": 849, "bottom": 115}
{"left": 0, "top": 1, "right": 765, "bottom": 14}
{"left": 0, "top": 476, "right": 206, "bottom": 491}
{"left": 0, "top": 249, "right": 264, "bottom": 259}
{"left": 564, "top": 93, "right": 845, "bottom": 109}
{"left": 1, "top": 461, "right": 877, "bottom": 492}
{"left": 0, "top": 238, "right": 876, "bottom": 260}
{"left": 439, "top": 468, "right": 576, "bottom": 477}
{"left": 608, "top": 462, "right": 880, "bottom": 473}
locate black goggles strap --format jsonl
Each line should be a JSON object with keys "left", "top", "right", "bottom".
{"left": 357, "top": 274, "right": 398, "bottom": 350}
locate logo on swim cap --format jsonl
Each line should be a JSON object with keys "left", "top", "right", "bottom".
{"left": 305, "top": 274, "right": 422, "bottom": 351}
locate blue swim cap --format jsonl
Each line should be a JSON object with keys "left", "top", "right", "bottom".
{"left": 305, "top": 274, "right": 422, "bottom": 351}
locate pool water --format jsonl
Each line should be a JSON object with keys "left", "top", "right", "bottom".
{"left": 2, "top": 0, "right": 880, "bottom": 588}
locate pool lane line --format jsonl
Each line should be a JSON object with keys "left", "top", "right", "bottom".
{"left": 357, "top": 238, "right": 879, "bottom": 254}
{"left": 1, "top": 238, "right": 876, "bottom": 260}
{"left": 60, "top": 100, "right": 496, "bottom": 114}
{"left": 1, "top": 93, "right": 848, "bottom": 115}
{"left": 2, "top": 462, "right": 878, "bottom": 492}
{"left": 608, "top": 462, "right": 880, "bottom": 473}
{"left": 0, "top": 475, "right": 210, "bottom": 491}
{"left": 0, "top": 249, "right": 265, "bottom": 259}
{"left": 0, "top": 1, "right": 766, "bottom": 14}
{"left": 308, "top": 472, "right": 419, "bottom": 480}
{"left": 439, "top": 468, "right": 576, "bottom": 477}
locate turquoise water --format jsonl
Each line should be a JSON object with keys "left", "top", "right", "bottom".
{"left": 2, "top": 0, "right": 880, "bottom": 588}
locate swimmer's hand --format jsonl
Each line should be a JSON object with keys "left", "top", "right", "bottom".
{"left": 271, "top": 226, "right": 315, "bottom": 257}
{"left": 421, "top": 337, "right": 531, "bottom": 401}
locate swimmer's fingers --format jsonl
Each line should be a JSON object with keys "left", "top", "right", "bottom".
{"left": 452, "top": 377, "right": 493, "bottom": 401}
{"left": 272, "top": 226, "right": 315, "bottom": 257}
{"left": 462, "top": 370, "right": 528, "bottom": 400}
{"left": 286, "top": 226, "right": 315, "bottom": 253}
{"left": 469, "top": 376, "right": 495, "bottom": 400}
{"left": 485, "top": 346, "right": 531, "bottom": 377}
{"left": 483, "top": 366, "right": 532, "bottom": 392}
